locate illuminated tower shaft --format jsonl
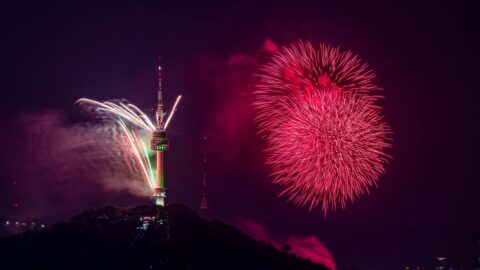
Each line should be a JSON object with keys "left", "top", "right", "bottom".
{"left": 155, "top": 146, "right": 165, "bottom": 204}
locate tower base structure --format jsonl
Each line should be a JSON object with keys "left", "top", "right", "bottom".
{"left": 154, "top": 188, "right": 166, "bottom": 207}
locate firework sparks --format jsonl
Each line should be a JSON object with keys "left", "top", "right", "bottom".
{"left": 76, "top": 98, "right": 155, "bottom": 131}
{"left": 118, "top": 119, "right": 156, "bottom": 191}
{"left": 254, "top": 41, "right": 381, "bottom": 136}
{"left": 254, "top": 41, "right": 391, "bottom": 214}
{"left": 265, "top": 91, "right": 390, "bottom": 213}
{"left": 76, "top": 99, "right": 157, "bottom": 194}
{"left": 163, "top": 95, "right": 182, "bottom": 130}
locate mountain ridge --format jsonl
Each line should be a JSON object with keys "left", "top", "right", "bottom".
{"left": 0, "top": 204, "right": 330, "bottom": 270}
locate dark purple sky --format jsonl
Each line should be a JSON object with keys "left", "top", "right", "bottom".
{"left": 0, "top": 2, "right": 478, "bottom": 270}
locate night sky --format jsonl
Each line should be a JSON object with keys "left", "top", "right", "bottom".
{"left": 0, "top": 2, "right": 478, "bottom": 270}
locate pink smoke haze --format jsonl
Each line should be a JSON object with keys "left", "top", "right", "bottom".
{"left": 186, "top": 51, "right": 259, "bottom": 172}
{"left": 238, "top": 218, "right": 271, "bottom": 242}
{"left": 239, "top": 218, "right": 336, "bottom": 270}
{"left": 263, "top": 38, "right": 279, "bottom": 54}
{"left": 0, "top": 111, "right": 151, "bottom": 222}
{"left": 287, "top": 235, "right": 337, "bottom": 270}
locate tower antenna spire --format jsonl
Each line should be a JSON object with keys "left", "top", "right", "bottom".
{"left": 198, "top": 136, "right": 212, "bottom": 220}
{"left": 156, "top": 58, "right": 164, "bottom": 129}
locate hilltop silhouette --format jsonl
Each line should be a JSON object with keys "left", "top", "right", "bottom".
{"left": 0, "top": 204, "right": 330, "bottom": 270}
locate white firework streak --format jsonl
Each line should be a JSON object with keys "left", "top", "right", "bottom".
{"left": 118, "top": 119, "right": 156, "bottom": 191}
{"left": 76, "top": 98, "right": 155, "bottom": 131}
{"left": 76, "top": 98, "right": 156, "bottom": 193}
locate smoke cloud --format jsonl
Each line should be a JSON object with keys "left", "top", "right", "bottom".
{"left": 0, "top": 110, "right": 152, "bottom": 222}
{"left": 183, "top": 39, "right": 280, "bottom": 174}
{"left": 238, "top": 218, "right": 336, "bottom": 270}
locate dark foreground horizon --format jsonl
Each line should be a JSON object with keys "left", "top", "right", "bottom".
{"left": 0, "top": 203, "right": 329, "bottom": 270}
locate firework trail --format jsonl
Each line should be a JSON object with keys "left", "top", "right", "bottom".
{"left": 76, "top": 98, "right": 157, "bottom": 194}
{"left": 76, "top": 98, "right": 155, "bottom": 131}
{"left": 118, "top": 119, "right": 156, "bottom": 191}
{"left": 254, "top": 41, "right": 391, "bottom": 214}
{"left": 254, "top": 41, "right": 381, "bottom": 136}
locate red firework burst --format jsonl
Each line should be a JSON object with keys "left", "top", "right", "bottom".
{"left": 254, "top": 41, "right": 381, "bottom": 136}
{"left": 265, "top": 90, "right": 390, "bottom": 213}
{"left": 253, "top": 41, "right": 391, "bottom": 213}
